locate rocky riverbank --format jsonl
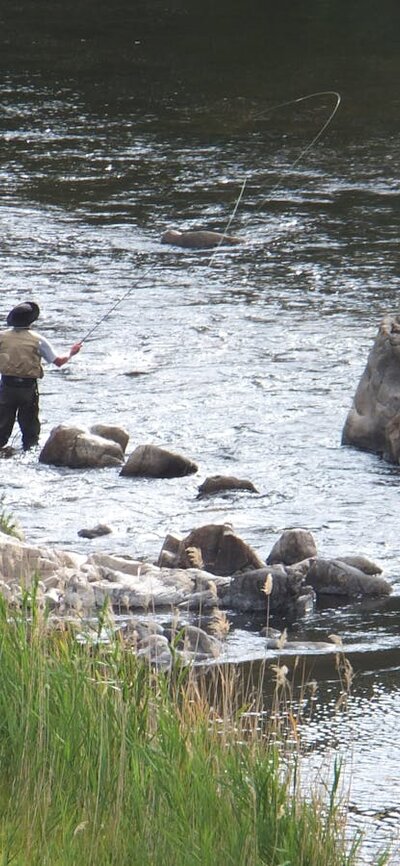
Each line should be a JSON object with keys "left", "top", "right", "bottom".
{"left": 0, "top": 520, "right": 391, "bottom": 668}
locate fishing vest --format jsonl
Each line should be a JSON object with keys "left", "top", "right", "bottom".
{"left": 0, "top": 329, "right": 44, "bottom": 379}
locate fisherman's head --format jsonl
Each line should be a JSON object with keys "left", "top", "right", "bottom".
{"left": 7, "top": 302, "right": 40, "bottom": 328}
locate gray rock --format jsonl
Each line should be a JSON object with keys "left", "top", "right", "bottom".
{"left": 89, "top": 424, "right": 129, "bottom": 453}
{"left": 136, "top": 635, "right": 173, "bottom": 670}
{"left": 177, "top": 590, "right": 219, "bottom": 610}
{"left": 306, "top": 558, "right": 392, "bottom": 597}
{"left": 39, "top": 425, "right": 124, "bottom": 469}
{"left": 218, "top": 565, "right": 305, "bottom": 614}
{"left": 116, "top": 619, "right": 164, "bottom": 644}
{"left": 120, "top": 444, "right": 198, "bottom": 478}
{"left": 259, "top": 626, "right": 282, "bottom": 638}
{"left": 342, "top": 315, "right": 400, "bottom": 462}
{"left": 267, "top": 529, "right": 317, "bottom": 566}
{"left": 335, "top": 555, "right": 382, "bottom": 575}
{"left": 170, "top": 624, "right": 222, "bottom": 659}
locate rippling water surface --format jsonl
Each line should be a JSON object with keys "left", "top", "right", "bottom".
{"left": 1, "top": 34, "right": 400, "bottom": 861}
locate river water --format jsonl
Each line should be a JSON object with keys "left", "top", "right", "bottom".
{"left": 1, "top": 3, "right": 399, "bottom": 861}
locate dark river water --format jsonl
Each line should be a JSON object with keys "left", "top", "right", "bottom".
{"left": 1, "top": 2, "right": 399, "bottom": 861}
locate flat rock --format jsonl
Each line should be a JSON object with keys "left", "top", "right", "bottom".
{"left": 161, "top": 229, "right": 243, "bottom": 249}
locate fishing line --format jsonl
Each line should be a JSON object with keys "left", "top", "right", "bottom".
{"left": 78, "top": 92, "right": 341, "bottom": 339}
{"left": 79, "top": 281, "right": 145, "bottom": 343}
{"left": 208, "top": 90, "right": 341, "bottom": 263}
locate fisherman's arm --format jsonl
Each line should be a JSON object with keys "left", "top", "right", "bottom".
{"left": 39, "top": 337, "right": 82, "bottom": 368}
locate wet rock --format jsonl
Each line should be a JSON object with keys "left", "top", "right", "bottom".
{"left": 90, "top": 565, "right": 197, "bottom": 610}
{"left": 39, "top": 425, "right": 125, "bottom": 469}
{"left": 86, "top": 552, "right": 151, "bottom": 577}
{"left": 218, "top": 565, "right": 306, "bottom": 614}
{"left": 342, "top": 315, "right": 400, "bottom": 462}
{"left": 177, "top": 589, "right": 219, "bottom": 610}
{"left": 259, "top": 626, "right": 282, "bottom": 638}
{"left": 89, "top": 424, "right": 129, "bottom": 453}
{"left": 0, "top": 446, "right": 17, "bottom": 458}
{"left": 161, "top": 229, "right": 242, "bottom": 249}
{"left": 63, "top": 575, "right": 96, "bottom": 612}
{"left": 197, "top": 474, "right": 259, "bottom": 497}
{"left": 259, "top": 627, "right": 336, "bottom": 651}
{"left": 267, "top": 528, "right": 317, "bottom": 566}
{"left": 158, "top": 523, "right": 264, "bottom": 576}
{"left": 306, "top": 558, "right": 392, "bottom": 597}
{"left": 337, "top": 555, "right": 382, "bottom": 575}
{"left": 120, "top": 444, "right": 198, "bottom": 478}
{"left": 295, "top": 589, "right": 316, "bottom": 617}
{"left": 168, "top": 624, "right": 222, "bottom": 659}
{"left": 78, "top": 524, "right": 112, "bottom": 539}
{"left": 136, "top": 634, "right": 173, "bottom": 670}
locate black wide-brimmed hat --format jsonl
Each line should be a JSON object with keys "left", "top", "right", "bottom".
{"left": 7, "top": 301, "right": 40, "bottom": 327}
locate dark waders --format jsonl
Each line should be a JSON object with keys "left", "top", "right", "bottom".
{"left": 0, "top": 376, "right": 40, "bottom": 450}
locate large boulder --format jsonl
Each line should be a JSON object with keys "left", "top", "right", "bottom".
{"left": 306, "top": 558, "right": 392, "bottom": 597}
{"left": 158, "top": 524, "right": 265, "bottom": 576}
{"left": 39, "top": 425, "right": 125, "bottom": 469}
{"left": 267, "top": 529, "right": 317, "bottom": 566}
{"left": 217, "top": 565, "right": 312, "bottom": 615}
{"left": 120, "top": 444, "right": 198, "bottom": 478}
{"left": 342, "top": 316, "right": 400, "bottom": 462}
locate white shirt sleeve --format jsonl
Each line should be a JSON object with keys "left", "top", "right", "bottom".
{"left": 38, "top": 335, "right": 58, "bottom": 363}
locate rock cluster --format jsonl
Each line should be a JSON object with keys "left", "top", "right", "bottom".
{"left": 0, "top": 525, "right": 390, "bottom": 635}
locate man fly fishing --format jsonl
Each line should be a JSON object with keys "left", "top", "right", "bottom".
{"left": 0, "top": 301, "right": 82, "bottom": 451}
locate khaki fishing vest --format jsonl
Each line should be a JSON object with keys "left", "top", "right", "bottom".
{"left": 0, "top": 329, "right": 44, "bottom": 378}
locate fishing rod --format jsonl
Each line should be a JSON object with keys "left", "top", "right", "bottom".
{"left": 208, "top": 90, "right": 341, "bottom": 262}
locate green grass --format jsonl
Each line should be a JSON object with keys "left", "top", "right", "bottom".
{"left": 0, "top": 506, "right": 20, "bottom": 538}
{"left": 0, "top": 597, "right": 383, "bottom": 866}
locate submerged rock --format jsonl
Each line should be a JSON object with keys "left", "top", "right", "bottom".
{"left": 78, "top": 524, "right": 112, "bottom": 539}
{"left": 197, "top": 474, "right": 259, "bottom": 497}
{"left": 161, "top": 229, "right": 242, "bottom": 248}
{"left": 120, "top": 444, "right": 198, "bottom": 478}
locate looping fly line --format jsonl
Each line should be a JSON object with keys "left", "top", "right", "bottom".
{"left": 81, "top": 91, "right": 341, "bottom": 341}
{"left": 208, "top": 90, "right": 341, "bottom": 263}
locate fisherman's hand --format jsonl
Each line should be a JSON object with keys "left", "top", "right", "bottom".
{"left": 70, "top": 342, "right": 82, "bottom": 357}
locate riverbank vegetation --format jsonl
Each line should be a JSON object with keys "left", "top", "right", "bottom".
{"left": 0, "top": 596, "right": 386, "bottom": 866}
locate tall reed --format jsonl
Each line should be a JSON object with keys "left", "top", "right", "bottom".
{"left": 0, "top": 596, "right": 383, "bottom": 866}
